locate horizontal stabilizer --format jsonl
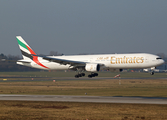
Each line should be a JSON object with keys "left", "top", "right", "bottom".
{"left": 17, "top": 60, "right": 32, "bottom": 63}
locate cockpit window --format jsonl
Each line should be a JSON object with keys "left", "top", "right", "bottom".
{"left": 156, "top": 57, "right": 162, "bottom": 59}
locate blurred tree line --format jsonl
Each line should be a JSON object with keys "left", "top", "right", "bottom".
{"left": 0, "top": 52, "right": 166, "bottom": 72}
{"left": 0, "top": 53, "right": 38, "bottom": 72}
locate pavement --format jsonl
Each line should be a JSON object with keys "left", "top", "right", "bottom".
{"left": 0, "top": 94, "right": 167, "bottom": 104}
{"left": 1, "top": 77, "right": 167, "bottom": 82}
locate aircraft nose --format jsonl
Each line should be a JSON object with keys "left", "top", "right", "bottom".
{"left": 159, "top": 59, "right": 165, "bottom": 65}
{"left": 156, "top": 58, "right": 165, "bottom": 66}
{"left": 162, "top": 59, "right": 165, "bottom": 64}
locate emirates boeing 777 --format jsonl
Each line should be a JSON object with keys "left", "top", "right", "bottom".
{"left": 16, "top": 36, "right": 165, "bottom": 78}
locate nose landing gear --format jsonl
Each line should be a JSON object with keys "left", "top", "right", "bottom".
{"left": 150, "top": 71, "right": 154, "bottom": 75}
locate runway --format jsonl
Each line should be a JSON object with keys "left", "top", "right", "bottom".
{"left": 0, "top": 94, "right": 167, "bottom": 104}
{"left": 1, "top": 77, "right": 167, "bottom": 82}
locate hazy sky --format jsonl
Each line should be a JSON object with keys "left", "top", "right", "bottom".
{"left": 0, "top": 0, "right": 167, "bottom": 56}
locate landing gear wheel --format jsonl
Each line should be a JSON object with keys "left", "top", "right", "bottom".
{"left": 75, "top": 75, "right": 79, "bottom": 78}
{"left": 81, "top": 73, "right": 85, "bottom": 76}
{"left": 78, "top": 74, "right": 82, "bottom": 77}
{"left": 150, "top": 71, "right": 154, "bottom": 75}
{"left": 89, "top": 73, "right": 98, "bottom": 78}
{"left": 88, "top": 75, "right": 92, "bottom": 78}
{"left": 94, "top": 73, "right": 98, "bottom": 76}
{"left": 75, "top": 73, "right": 85, "bottom": 78}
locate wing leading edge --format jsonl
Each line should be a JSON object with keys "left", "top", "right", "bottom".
{"left": 33, "top": 55, "right": 87, "bottom": 66}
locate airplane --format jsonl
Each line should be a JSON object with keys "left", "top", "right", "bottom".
{"left": 16, "top": 36, "right": 165, "bottom": 78}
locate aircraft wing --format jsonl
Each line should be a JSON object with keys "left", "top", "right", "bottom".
{"left": 33, "top": 55, "right": 104, "bottom": 67}
{"left": 34, "top": 55, "right": 87, "bottom": 66}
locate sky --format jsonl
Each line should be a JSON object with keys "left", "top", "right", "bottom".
{"left": 0, "top": 0, "right": 167, "bottom": 56}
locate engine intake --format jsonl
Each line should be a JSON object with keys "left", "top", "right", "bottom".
{"left": 85, "top": 63, "right": 100, "bottom": 72}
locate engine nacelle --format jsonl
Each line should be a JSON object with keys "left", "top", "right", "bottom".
{"left": 85, "top": 63, "right": 100, "bottom": 72}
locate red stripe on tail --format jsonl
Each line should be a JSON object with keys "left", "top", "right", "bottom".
{"left": 26, "top": 45, "right": 49, "bottom": 69}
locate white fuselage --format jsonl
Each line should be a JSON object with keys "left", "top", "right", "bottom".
{"left": 18, "top": 53, "right": 164, "bottom": 71}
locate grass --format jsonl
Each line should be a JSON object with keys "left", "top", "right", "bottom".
{"left": 0, "top": 101, "right": 167, "bottom": 120}
{"left": 0, "top": 78, "right": 167, "bottom": 97}
{"left": 0, "top": 72, "right": 167, "bottom": 119}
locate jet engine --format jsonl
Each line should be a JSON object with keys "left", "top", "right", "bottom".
{"left": 85, "top": 63, "right": 100, "bottom": 72}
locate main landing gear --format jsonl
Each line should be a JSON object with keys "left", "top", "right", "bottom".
{"left": 88, "top": 73, "right": 98, "bottom": 78}
{"left": 75, "top": 73, "right": 85, "bottom": 78}
{"left": 74, "top": 68, "right": 99, "bottom": 78}
{"left": 75, "top": 73, "right": 98, "bottom": 78}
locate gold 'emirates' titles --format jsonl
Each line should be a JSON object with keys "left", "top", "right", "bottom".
{"left": 111, "top": 56, "right": 144, "bottom": 64}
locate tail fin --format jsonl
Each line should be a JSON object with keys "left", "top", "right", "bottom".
{"left": 16, "top": 36, "right": 36, "bottom": 60}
